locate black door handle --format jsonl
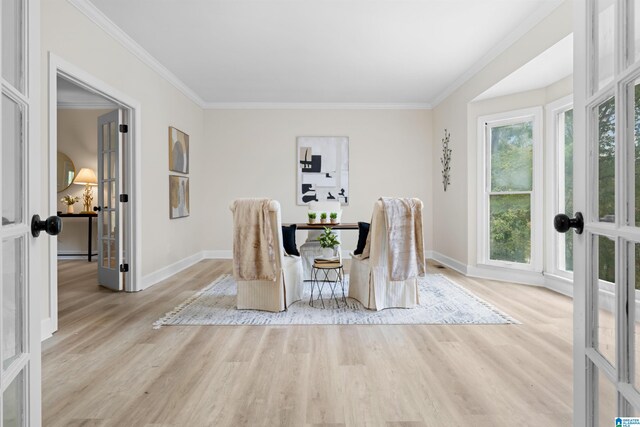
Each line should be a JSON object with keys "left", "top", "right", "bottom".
{"left": 93, "top": 206, "right": 102, "bottom": 212}
{"left": 554, "top": 212, "right": 584, "bottom": 235}
{"left": 31, "top": 215, "right": 63, "bottom": 237}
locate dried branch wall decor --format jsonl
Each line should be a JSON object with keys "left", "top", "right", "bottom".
{"left": 440, "top": 129, "right": 452, "bottom": 191}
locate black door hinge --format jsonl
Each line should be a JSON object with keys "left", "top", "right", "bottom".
{"left": 120, "top": 194, "right": 129, "bottom": 203}
{"left": 120, "top": 263, "right": 129, "bottom": 273}
{"left": 119, "top": 124, "right": 129, "bottom": 133}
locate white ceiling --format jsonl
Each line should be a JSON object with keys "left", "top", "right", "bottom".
{"left": 87, "top": 0, "right": 564, "bottom": 107}
{"left": 474, "top": 33, "right": 573, "bottom": 101}
{"left": 57, "top": 77, "right": 118, "bottom": 109}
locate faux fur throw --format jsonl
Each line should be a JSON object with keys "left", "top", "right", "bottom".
{"left": 380, "top": 197, "right": 426, "bottom": 281}
{"left": 232, "top": 199, "right": 277, "bottom": 281}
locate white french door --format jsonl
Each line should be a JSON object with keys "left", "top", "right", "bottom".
{"left": 96, "top": 110, "right": 123, "bottom": 291}
{"left": 573, "top": 0, "right": 640, "bottom": 424}
{"left": 0, "top": 0, "right": 41, "bottom": 425}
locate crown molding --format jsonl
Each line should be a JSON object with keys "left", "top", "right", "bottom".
{"left": 66, "top": 0, "right": 206, "bottom": 108}
{"left": 203, "top": 102, "right": 432, "bottom": 110}
{"left": 431, "top": 0, "right": 564, "bottom": 108}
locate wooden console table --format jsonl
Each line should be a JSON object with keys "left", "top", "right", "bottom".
{"left": 58, "top": 213, "right": 98, "bottom": 262}
{"left": 286, "top": 223, "right": 358, "bottom": 230}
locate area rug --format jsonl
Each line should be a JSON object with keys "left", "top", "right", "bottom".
{"left": 153, "top": 274, "right": 518, "bottom": 328}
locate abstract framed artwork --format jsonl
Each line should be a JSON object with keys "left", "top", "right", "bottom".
{"left": 297, "top": 136, "right": 349, "bottom": 205}
{"left": 169, "top": 126, "right": 189, "bottom": 174}
{"left": 169, "top": 175, "right": 190, "bottom": 219}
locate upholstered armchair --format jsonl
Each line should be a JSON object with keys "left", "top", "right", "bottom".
{"left": 300, "top": 201, "right": 342, "bottom": 280}
{"left": 348, "top": 198, "right": 425, "bottom": 311}
{"left": 230, "top": 199, "right": 303, "bottom": 312}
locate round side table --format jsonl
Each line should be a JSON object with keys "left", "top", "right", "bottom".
{"left": 310, "top": 261, "right": 346, "bottom": 308}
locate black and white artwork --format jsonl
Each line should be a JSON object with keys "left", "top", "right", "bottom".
{"left": 297, "top": 136, "right": 349, "bottom": 205}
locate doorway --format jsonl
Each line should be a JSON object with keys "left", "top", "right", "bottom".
{"left": 45, "top": 55, "right": 142, "bottom": 338}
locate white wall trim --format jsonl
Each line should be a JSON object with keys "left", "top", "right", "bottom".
{"left": 66, "top": 0, "right": 205, "bottom": 108}
{"left": 41, "top": 318, "right": 53, "bottom": 342}
{"left": 428, "top": 251, "right": 468, "bottom": 275}
{"left": 544, "top": 273, "right": 574, "bottom": 298}
{"left": 141, "top": 251, "right": 206, "bottom": 290}
{"left": 203, "top": 102, "right": 432, "bottom": 110}
{"left": 431, "top": 1, "right": 564, "bottom": 107}
{"left": 57, "top": 100, "right": 118, "bottom": 109}
{"left": 467, "top": 264, "right": 546, "bottom": 286}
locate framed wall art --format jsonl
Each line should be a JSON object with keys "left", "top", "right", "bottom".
{"left": 169, "top": 175, "right": 190, "bottom": 219}
{"left": 169, "top": 126, "right": 189, "bottom": 174}
{"left": 297, "top": 136, "right": 349, "bottom": 205}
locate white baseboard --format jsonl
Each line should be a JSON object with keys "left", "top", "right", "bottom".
{"left": 428, "top": 251, "right": 468, "bottom": 275}
{"left": 543, "top": 273, "right": 573, "bottom": 297}
{"left": 41, "top": 318, "right": 53, "bottom": 341}
{"left": 202, "top": 250, "right": 232, "bottom": 259}
{"left": 141, "top": 252, "right": 205, "bottom": 290}
{"left": 467, "top": 264, "right": 545, "bottom": 286}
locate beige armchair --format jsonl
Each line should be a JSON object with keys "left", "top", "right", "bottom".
{"left": 230, "top": 199, "right": 303, "bottom": 312}
{"left": 348, "top": 198, "right": 425, "bottom": 310}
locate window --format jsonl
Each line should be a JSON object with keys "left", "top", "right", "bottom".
{"left": 478, "top": 108, "right": 543, "bottom": 270}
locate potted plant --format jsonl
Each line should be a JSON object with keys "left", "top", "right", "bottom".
{"left": 318, "top": 226, "right": 340, "bottom": 258}
{"left": 320, "top": 212, "right": 327, "bottom": 224}
{"left": 60, "top": 194, "right": 79, "bottom": 214}
{"left": 308, "top": 212, "right": 317, "bottom": 224}
{"left": 330, "top": 212, "right": 338, "bottom": 224}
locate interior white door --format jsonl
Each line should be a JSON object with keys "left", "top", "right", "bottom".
{"left": 571, "top": 0, "right": 640, "bottom": 425}
{"left": 1, "top": 0, "right": 42, "bottom": 424}
{"left": 96, "top": 110, "right": 123, "bottom": 291}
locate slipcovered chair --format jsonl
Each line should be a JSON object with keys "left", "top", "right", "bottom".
{"left": 230, "top": 199, "right": 303, "bottom": 312}
{"left": 349, "top": 198, "right": 425, "bottom": 311}
{"left": 300, "top": 201, "right": 342, "bottom": 280}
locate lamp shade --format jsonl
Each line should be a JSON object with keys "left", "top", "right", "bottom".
{"left": 73, "top": 168, "right": 98, "bottom": 185}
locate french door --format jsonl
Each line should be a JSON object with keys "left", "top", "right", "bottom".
{"left": 573, "top": 0, "right": 640, "bottom": 424}
{"left": 0, "top": 0, "right": 41, "bottom": 425}
{"left": 96, "top": 110, "right": 123, "bottom": 291}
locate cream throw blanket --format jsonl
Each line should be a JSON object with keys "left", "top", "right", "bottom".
{"left": 232, "top": 199, "right": 277, "bottom": 281}
{"left": 360, "top": 197, "right": 426, "bottom": 281}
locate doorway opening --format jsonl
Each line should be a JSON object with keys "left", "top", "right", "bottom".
{"left": 45, "top": 54, "right": 142, "bottom": 338}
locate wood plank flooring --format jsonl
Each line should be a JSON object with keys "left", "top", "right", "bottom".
{"left": 44, "top": 259, "right": 574, "bottom": 426}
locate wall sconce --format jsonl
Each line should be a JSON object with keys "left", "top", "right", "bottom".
{"left": 73, "top": 168, "right": 98, "bottom": 214}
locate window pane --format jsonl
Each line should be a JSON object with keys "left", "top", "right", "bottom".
{"left": 3, "top": 370, "right": 24, "bottom": 427}
{"left": 489, "top": 194, "right": 531, "bottom": 264}
{"left": 635, "top": 80, "right": 640, "bottom": 226}
{"left": 598, "top": 96, "right": 615, "bottom": 222}
{"left": 559, "top": 109, "right": 574, "bottom": 272}
{"left": 490, "top": 122, "right": 533, "bottom": 192}
{"left": 597, "top": 0, "right": 615, "bottom": 89}
{"left": 2, "top": 237, "right": 24, "bottom": 371}
{"left": 2, "top": 94, "right": 24, "bottom": 226}
{"left": 1, "top": 0, "right": 24, "bottom": 93}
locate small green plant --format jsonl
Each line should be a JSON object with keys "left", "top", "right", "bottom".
{"left": 60, "top": 194, "right": 79, "bottom": 206}
{"left": 320, "top": 212, "right": 327, "bottom": 220}
{"left": 308, "top": 212, "right": 317, "bottom": 220}
{"left": 329, "top": 212, "right": 338, "bottom": 220}
{"left": 318, "top": 227, "right": 340, "bottom": 249}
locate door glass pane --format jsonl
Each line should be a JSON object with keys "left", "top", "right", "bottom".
{"left": 3, "top": 370, "right": 24, "bottom": 427}
{"left": 597, "top": 0, "right": 615, "bottom": 90}
{"left": 490, "top": 122, "right": 533, "bottom": 191}
{"left": 598, "top": 96, "right": 616, "bottom": 222}
{"left": 634, "top": 80, "right": 640, "bottom": 226}
{"left": 2, "top": 94, "right": 24, "bottom": 226}
{"left": 597, "top": 365, "right": 617, "bottom": 426}
{"left": 110, "top": 121, "right": 117, "bottom": 153}
{"left": 1, "top": 0, "right": 24, "bottom": 93}
{"left": 595, "top": 235, "right": 616, "bottom": 365}
{"left": 632, "top": 242, "right": 640, "bottom": 391}
{"left": 559, "top": 108, "right": 574, "bottom": 272}
{"left": 110, "top": 211, "right": 116, "bottom": 238}
{"left": 489, "top": 194, "right": 531, "bottom": 264}
{"left": 2, "top": 237, "right": 24, "bottom": 370}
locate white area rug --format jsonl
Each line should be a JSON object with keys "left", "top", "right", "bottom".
{"left": 153, "top": 274, "right": 518, "bottom": 327}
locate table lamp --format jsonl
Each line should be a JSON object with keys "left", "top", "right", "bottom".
{"left": 73, "top": 168, "right": 98, "bottom": 214}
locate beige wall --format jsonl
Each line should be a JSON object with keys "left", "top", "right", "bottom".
{"left": 41, "top": 1, "right": 204, "bottom": 323}
{"left": 431, "top": 0, "right": 572, "bottom": 266}
{"left": 203, "top": 109, "right": 433, "bottom": 254}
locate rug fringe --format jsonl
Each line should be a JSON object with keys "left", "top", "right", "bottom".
{"left": 152, "top": 274, "right": 231, "bottom": 329}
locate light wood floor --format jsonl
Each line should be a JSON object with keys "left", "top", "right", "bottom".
{"left": 44, "top": 259, "right": 574, "bottom": 426}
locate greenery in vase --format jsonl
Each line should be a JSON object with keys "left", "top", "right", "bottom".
{"left": 308, "top": 212, "right": 316, "bottom": 220}
{"left": 329, "top": 212, "right": 338, "bottom": 220}
{"left": 60, "top": 194, "right": 79, "bottom": 206}
{"left": 318, "top": 227, "right": 340, "bottom": 249}
{"left": 320, "top": 212, "right": 327, "bottom": 220}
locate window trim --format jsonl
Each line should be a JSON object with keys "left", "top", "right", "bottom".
{"left": 477, "top": 107, "right": 544, "bottom": 272}
{"left": 545, "top": 95, "right": 574, "bottom": 280}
